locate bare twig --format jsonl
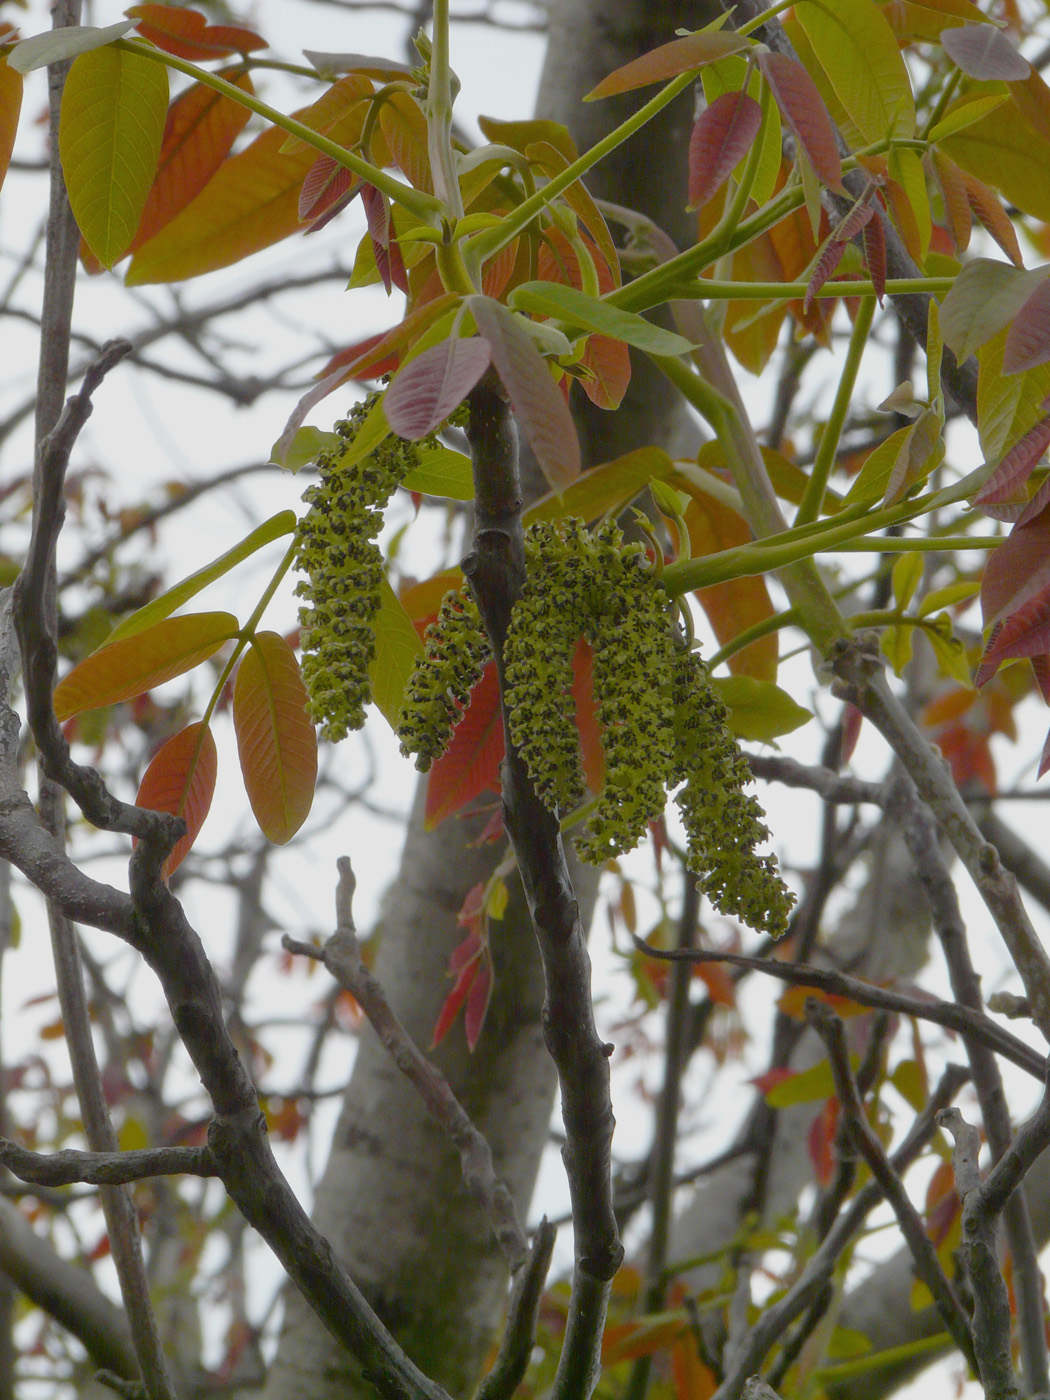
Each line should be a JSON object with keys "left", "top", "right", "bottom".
{"left": 937, "top": 1109, "right": 1020, "bottom": 1400}
{"left": 631, "top": 938, "right": 1047, "bottom": 1081}
{"left": 475, "top": 1219, "right": 557, "bottom": 1400}
{"left": 0, "top": 1139, "right": 219, "bottom": 1187}
{"left": 283, "top": 857, "right": 528, "bottom": 1271}
{"left": 710, "top": 1064, "right": 970, "bottom": 1400}
{"left": 807, "top": 1002, "right": 976, "bottom": 1372}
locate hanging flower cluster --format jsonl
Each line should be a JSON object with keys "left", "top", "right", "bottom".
{"left": 398, "top": 587, "right": 491, "bottom": 769}
{"left": 294, "top": 398, "right": 428, "bottom": 741}
{"left": 397, "top": 517, "right": 793, "bottom": 935}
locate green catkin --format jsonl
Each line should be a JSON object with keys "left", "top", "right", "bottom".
{"left": 398, "top": 588, "right": 491, "bottom": 770}
{"left": 294, "top": 397, "right": 428, "bottom": 742}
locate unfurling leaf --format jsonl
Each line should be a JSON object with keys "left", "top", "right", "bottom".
{"left": 383, "top": 338, "right": 491, "bottom": 439}
{"left": 54, "top": 612, "right": 239, "bottom": 720}
{"left": 233, "top": 633, "right": 317, "bottom": 844}
{"left": 469, "top": 295, "right": 582, "bottom": 491}
{"left": 135, "top": 721, "right": 217, "bottom": 878}
{"left": 940, "top": 23, "right": 1029, "bottom": 81}
{"left": 59, "top": 44, "right": 168, "bottom": 268}
{"left": 688, "top": 90, "right": 763, "bottom": 209}
{"left": 757, "top": 51, "right": 844, "bottom": 191}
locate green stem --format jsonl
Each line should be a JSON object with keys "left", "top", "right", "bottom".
{"left": 707, "top": 607, "right": 800, "bottom": 670}
{"left": 427, "top": 0, "right": 464, "bottom": 219}
{"left": 466, "top": 69, "right": 698, "bottom": 265}
{"left": 796, "top": 296, "right": 876, "bottom": 525}
{"left": 835, "top": 534, "right": 1000, "bottom": 552}
{"left": 116, "top": 39, "right": 442, "bottom": 222}
{"left": 651, "top": 276, "right": 955, "bottom": 303}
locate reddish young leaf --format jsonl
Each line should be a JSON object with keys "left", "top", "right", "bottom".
{"left": 233, "top": 632, "right": 318, "bottom": 844}
{"left": 981, "top": 496, "right": 1050, "bottom": 631}
{"left": 127, "top": 5, "right": 266, "bottom": 60}
{"left": 431, "top": 961, "right": 477, "bottom": 1048}
{"left": 470, "top": 295, "right": 581, "bottom": 491}
{"left": 804, "top": 239, "right": 847, "bottom": 316}
{"left": 54, "top": 612, "right": 238, "bottom": 720}
{"left": 973, "top": 410, "right": 1050, "bottom": 514}
{"left": 464, "top": 955, "right": 493, "bottom": 1050}
{"left": 688, "top": 90, "right": 763, "bottom": 210}
{"left": 579, "top": 333, "right": 631, "bottom": 410}
{"left": 130, "top": 69, "right": 254, "bottom": 252}
{"left": 979, "top": 584, "right": 1050, "bottom": 673}
{"left": 757, "top": 51, "right": 844, "bottom": 192}
{"left": 382, "top": 338, "right": 492, "bottom": 439}
{"left": 377, "top": 90, "right": 431, "bottom": 193}
{"left": 135, "top": 720, "right": 217, "bottom": 878}
{"left": 1038, "top": 722, "right": 1050, "bottom": 778}
{"left": 586, "top": 30, "right": 750, "bottom": 100}
{"left": 360, "top": 183, "right": 408, "bottom": 294}
{"left": 808, "top": 1097, "right": 840, "bottom": 1188}
{"left": 941, "top": 23, "right": 1030, "bottom": 81}
{"left": 1004, "top": 282, "right": 1050, "bottom": 374}
{"left": 424, "top": 662, "right": 504, "bottom": 827}
{"left": 298, "top": 154, "right": 359, "bottom": 226}
{"left": 1032, "top": 654, "right": 1050, "bottom": 703}
{"left": 862, "top": 212, "right": 887, "bottom": 302}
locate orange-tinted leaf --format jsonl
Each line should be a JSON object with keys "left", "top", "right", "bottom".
{"left": 778, "top": 984, "right": 871, "bottom": 1020}
{"left": 470, "top": 295, "right": 581, "bottom": 491}
{"left": 135, "top": 720, "right": 217, "bottom": 877}
{"left": 671, "top": 1329, "right": 717, "bottom": 1400}
{"left": 127, "top": 5, "right": 266, "bottom": 60}
{"left": 383, "top": 338, "right": 491, "bottom": 439}
{"left": 602, "top": 1315, "right": 687, "bottom": 1364}
{"left": 233, "top": 632, "right": 317, "bottom": 844}
{"left": 579, "top": 333, "right": 632, "bottom": 410}
{"left": 55, "top": 612, "right": 238, "bottom": 720}
{"left": 758, "top": 51, "right": 844, "bottom": 191}
{"left": 931, "top": 150, "right": 972, "bottom": 253}
{"left": 0, "top": 56, "right": 22, "bottom": 198}
{"left": 131, "top": 69, "right": 253, "bottom": 251}
{"left": 425, "top": 662, "right": 503, "bottom": 827}
{"left": 400, "top": 567, "right": 465, "bottom": 630}
{"left": 126, "top": 98, "right": 361, "bottom": 283}
{"left": 525, "top": 141, "right": 621, "bottom": 287}
{"left": 377, "top": 89, "right": 431, "bottom": 192}
{"left": 688, "top": 90, "right": 763, "bottom": 210}
{"left": 586, "top": 30, "right": 749, "bottom": 100}
{"left": 808, "top": 1096, "right": 840, "bottom": 1188}
{"left": 963, "top": 171, "right": 1023, "bottom": 267}
{"left": 941, "top": 23, "right": 1029, "bottom": 81}
{"left": 684, "top": 478, "right": 778, "bottom": 681}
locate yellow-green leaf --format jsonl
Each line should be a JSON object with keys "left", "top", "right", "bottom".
{"left": 233, "top": 632, "right": 317, "bottom": 844}
{"left": 710, "top": 676, "right": 811, "bottom": 741}
{"left": 369, "top": 575, "right": 423, "bottom": 728}
{"left": 55, "top": 612, "right": 238, "bottom": 720}
{"left": 0, "top": 57, "right": 23, "bottom": 199}
{"left": 58, "top": 44, "right": 168, "bottom": 268}
{"left": 797, "top": 0, "right": 915, "bottom": 141}
{"left": 939, "top": 91, "right": 1050, "bottom": 220}
{"left": 977, "top": 328, "right": 1050, "bottom": 461}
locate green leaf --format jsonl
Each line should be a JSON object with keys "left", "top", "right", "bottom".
{"left": 880, "top": 621, "right": 914, "bottom": 675}
{"left": 401, "top": 446, "right": 475, "bottom": 500}
{"left": 925, "top": 613, "right": 973, "bottom": 686}
{"left": 977, "top": 327, "right": 1050, "bottom": 461}
{"left": 764, "top": 1057, "right": 857, "bottom": 1107}
{"left": 54, "top": 612, "right": 239, "bottom": 720}
{"left": 796, "top": 0, "right": 915, "bottom": 142}
{"left": 58, "top": 43, "right": 168, "bottom": 268}
{"left": 927, "top": 92, "right": 1008, "bottom": 142}
{"left": 939, "top": 259, "right": 1049, "bottom": 362}
{"left": 524, "top": 446, "right": 675, "bottom": 525}
{"left": 918, "top": 580, "right": 980, "bottom": 617}
{"left": 892, "top": 553, "right": 924, "bottom": 611}
{"left": 710, "top": 675, "right": 812, "bottom": 742}
{"left": 369, "top": 574, "right": 423, "bottom": 728}
{"left": 8, "top": 20, "right": 136, "bottom": 73}
{"left": 508, "top": 281, "right": 694, "bottom": 356}
{"left": 272, "top": 427, "right": 341, "bottom": 474}
{"left": 106, "top": 512, "right": 297, "bottom": 647}
{"left": 233, "top": 632, "right": 317, "bottom": 844}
